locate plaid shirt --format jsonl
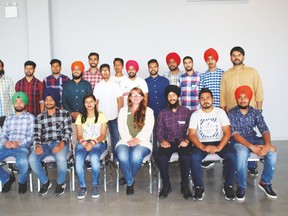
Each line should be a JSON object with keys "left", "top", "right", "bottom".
{"left": 82, "top": 69, "right": 102, "bottom": 91}
{"left": 163, "top": 70, "right": 183, "bottom": 86}
{"left": 43, "top": 74, "right": 70, "bottom": 107}
{"left": 15, "top": 76, "right": 44, "bottom": 116}
{"left": 33, "top": 108, "right": 72, "bottom": 146}
{"left": 156, "top": 106, "right": 192, "bottom": 143}
{"left": 0, "top": 111, "right": 35, "bottom": 148}
{"left": 199, "top": 68, "right": 224, "bottom": 108}
{"left": 178, "top": 71, "right": 200, "bottom": 112}
{"left": 0, "top": 76, "right": 15, "bottom": 117}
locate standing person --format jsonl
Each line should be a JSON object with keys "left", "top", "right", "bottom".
{"left": 228, "top": 85, "right": 277, "bottom": 200}
{"left": 15, "top": 60, "right": 44, "bottom": 116}
{"left": 111, "top": 58, "right": 126, "bottom": 85}
{"left": 0, "top": 59, "right": 15, "bottom": 127}
{"left": 178, "top": 56, "right": 200, "bottom": 112}
{"left": 157, "top": 85, "right": 192, "bottom": 199}
{"left": 145, "top": 59, "right": 169, "bottom": 156}
{"left": 29, "top": 88, "right": 72, "bottom": 196}
{"left": 163, "top": 52, "right": 183, "bottom": 85}
{"left": 82, "top": 52, "right": 102, "bottom": 91}
{"left": 120, "top": 60, "right": 148, "bottom": 107}
{"left": 43, "top": 59, "right": 70, "bottom": 108}
{"left": 116, "top": 87, "right": 154, "bottom": 195}
{"left": 0, "top": 92, "right": 34, "bottom": 194}
{"left": 93, "top": 64, "right": 122, "bottom": 161}
{"left": 188, "top": 88, "right": 236, "bottom": 201}
{"left": 75, "top": 94, "right": 108, "bottom": 199}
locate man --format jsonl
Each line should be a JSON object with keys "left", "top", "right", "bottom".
{"left": 29, "top": 88, "right": 72, "bottom": 196}
{"left": 0, "top": 59, "right": 15, "bottom": 127}
{"left": 145, "top": 59, "right": 169, "bottom": 156}
{"left": 163, "top": 52, "right": 183, "bottom": 85}
{"left": 43, "top": 59, "right": 70, "bottom": 108}
{"left": 178, "top": 56, "right": 200, "bottom": 112}
{"left": 199, "top": 48, "right": 224, "bottom": 169}
{"left": 157, "top": 85, "right": 192, "bottom": 199}
{"left": 93, "top": 63, "right": 122, "bottom": 160}
{"left": 188, "top": 88, "right": 236, "bottom": 201}
{"left": 220, "top": 46, "right": 263, "bottom": 176}
{"left": 120, "top": 60, "right": 148, "bottom": 107}
{"left": 62, "top": 61, "right": 93, "bottom": 122}
{"left": 15, "top": 60, "right": 44, "bottom": 116}
{"left": 82, "top": 52, "right": 102, "bottom": 91}
{"left": 0, "top": 92, "right": 34, "bottom": 194}
{"left": 228, "top": 85, "right": 277, "bottom": 200}
{"left": 111, "top": 58, "right": 126, "bottom": 85}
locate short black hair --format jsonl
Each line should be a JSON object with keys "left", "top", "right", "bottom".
{"left": 147, "top": 59, "right": 159, "bottom": 66}
{"left": 50, "top": 59, "right": 62, "bottom": 66}
{"left": 24, "top": 60, "right": 36, "bottom": 69}
{"left": 230, "top": 46, "right": 245, "bottom": 56}
{"left": 113, "top": 58, "right": 124, "bottom": 65}
{"left": 88, "top": 52, "right": 99, "bottom": 59}
{"left": 100, "top": 63, "right": 110, "bottom": 71}
{"left": 183, "top": 56, "right": 193, "bottom": 63}
{"left": 0, "top": 59, "right": 4, "bottom": 68}
{"left": 199, "top": 88, "right": 213, "bottom": 99}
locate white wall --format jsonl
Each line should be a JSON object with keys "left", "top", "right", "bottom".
{"left": 0, "top": 0, "right": 287, "bottom": 140}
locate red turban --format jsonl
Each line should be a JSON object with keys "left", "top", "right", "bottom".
{"left": 204, "top": 48, "right": 219, "bottom": 62}
{"left": 234, "top": 85, "right": 253, "bottom": 101}
{"left": 125, "top": 60, "right": 139, "bottom": 72}
{"left": 166, "top": 52, "right": 181, "bottom": 66}
{"left": 71, "top": 61, "right": 85, "bottom": 73}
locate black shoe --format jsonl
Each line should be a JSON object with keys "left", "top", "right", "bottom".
{"left": 201, "top": 161, "right": 215, "bottom": 169}
{"left": 2, "top": 175, "right": 15, "bottom": 193}
{"left": 223, "top": 185, "right": 235, "bottom": 200}
{"left": 258, "top": 182, "right": 277, "bottom": 199}
{"left": 193, "top": 186, "right": 204, "bottom": 200}
{"left": 8, "top": 164, "right": 19, "bottom": 173}
{"left": 247, "top": 167, "right": 259, "bottom": 177}
{"left": 119, "top": 177, "right": 127, "bottom": 185}
{"left": 18, "top": 182, "right": 27, "bottom": 194}
{"left": 85, "top": 161, "right": 92, "bottom": 170}
{"left": 39, "top": 180, "right": 52, "bottom": 196}
{"left": 236, "top": 186, "right": 245, "bottom": 201}
{"left": 159, "top": 185, "right": 172, "bottom": 199}
{"left": 181, "top": 186, "right": 193, "bottom": 199}
{"left": 126, "top": 181, "right": 135, "bottom": 195}
{"left": 55, "top": 183, "right": 66, "bottom": 196}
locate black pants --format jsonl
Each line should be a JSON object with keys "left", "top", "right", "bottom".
{"left": 0, "top": 116, "right": 6, "bottom": 128}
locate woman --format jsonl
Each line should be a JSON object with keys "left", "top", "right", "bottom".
{"left": 75, "top": 94, "right": 107, "bottom": 199}
{"left": 116, "top": 87, "right": 154, "bottom": 195}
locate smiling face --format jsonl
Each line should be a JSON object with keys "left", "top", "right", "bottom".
{"left": 14, "top": 98, "right": 25, "bottom": 112}
{"left": 129, "top": 90, "right": 143, "bottom": 106}
{"left": 236, "top": 93, "right": 250, "bottom": 109}
{"left": 44, "top": 96, "right": 56, "bottom": 110}
{"left": 84, "top": 96, "right": 97, "bottom": 111}
{"left": 88, "top": 55, "right": 99, "bottom": 68}
{"left": 24, "top": 65, "right": 35, "bottom": 77}
{"left": 167, "top": 58, "right": 178, "bottom": 71}
{"left": 231, "top": 51, "right": 244, "bottom": 66}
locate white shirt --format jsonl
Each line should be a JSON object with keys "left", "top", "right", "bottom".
{"left": 111, "top": 74, "right": 127, "bottom": 85}
{"left": 189, "top": 107, "right": 230, "bottom": 142}
{"left": 93, "top": 79, "right": 122, "bottom": 120}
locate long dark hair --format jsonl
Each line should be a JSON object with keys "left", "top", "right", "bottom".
{"left": 81, "top": 94, "right": 99, "bottom": 124}
{"left": 127, "top": 87, "right": 146, "bottom": 130}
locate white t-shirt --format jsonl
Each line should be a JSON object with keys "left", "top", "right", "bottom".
{"left": 93, "top": 79, "right": 122, "bottom": 120}
{"left": 189, "top": 107, "right": 230, "bottom": 142}
{"left": 120, "top": 77, "right": 149, "bottom": 107}
{"left": 111, "top": 74, "right": 127, "bottom": 85}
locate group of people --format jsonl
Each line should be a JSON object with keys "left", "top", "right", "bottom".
{"left": 0, "top": 46, "right": 277, "bottom": 202}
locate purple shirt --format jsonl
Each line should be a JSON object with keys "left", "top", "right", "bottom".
{"left": 156, "top": 106, "right": 192, "bottom": 143}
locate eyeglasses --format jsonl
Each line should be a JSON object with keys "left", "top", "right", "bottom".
{"left": 130, "top": 94, "right": 142, "bottom": 98}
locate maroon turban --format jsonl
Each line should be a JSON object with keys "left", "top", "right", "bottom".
{"left": 125, "top": 60, "right": 139, "bottom": 72}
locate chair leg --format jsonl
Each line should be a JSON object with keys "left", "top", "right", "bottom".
{"left": 103, "top": 160, "right": 107, "bottom": 192}
{"left": 70, "top": 166, "right": 75, "bottom": 191}
{"left": 0, "top": 181, "right": 2, "bottom": 192}
{"left": 37, "top": 178, "right": 40, "bottom": 192}
{"left": 29, "top": 172, "right": 33, "bottom": 192}
{"left": 149, "top": 161, "right": 152, "bottom": 194}
{"left": 157, "top": 169, "right": 161, "bottom": 193}
{"left": 116, "top": 161, "right": 119, "bottom": 192}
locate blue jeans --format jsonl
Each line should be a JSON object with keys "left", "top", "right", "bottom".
{"left": 116, "top": 144, "right": 151, "bottom": 186}
{"left": 231, "top": 136, "right": 277, "bottom": 188}
{"left": 29, "top": 141, "right": 69, "bottom": 185}
{"left": 107, "top": 118, "right": 120, "bottom": 158}
{"left": 75, "top": 142, "right": 107, "bottom": 187}
{"left": 190, "top": 142, "right": 236, "bottom": 187}
{"left": 0, "top": 146, "right": 30, "bottom": 184}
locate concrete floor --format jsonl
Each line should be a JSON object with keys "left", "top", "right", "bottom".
{"left": 0, "top": 140, "right": 287, "bottom": 216}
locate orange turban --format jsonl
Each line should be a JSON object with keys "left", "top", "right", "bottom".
{"left": 234, "top": 85, "right": 253, "bottom": 101}
{"left": 125, "top": 60, "right": 139, "bottom": 72}
{"left": 71, "top": 61, "right": 85, "bottom": 73}
{"left": 204, "top": 48, "right": 219, "bottom": 62}
{"left": 166, "top": 52, "right": 181, "bottom": 66}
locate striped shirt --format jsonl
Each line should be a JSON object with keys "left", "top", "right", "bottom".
{"left": 163, "top": 71, "right": 183, "bottom": 86}
{"left": 82, "top": 69, "right": 102, "bottom": 91}
{"left": 0, "top": 76, "right": 15, "bottom": 117}
{"left": 199, "top": 68, "right": 224, "bottom": 108}
{"left": 0, "top": 111, "right": 35, "bottom": 148}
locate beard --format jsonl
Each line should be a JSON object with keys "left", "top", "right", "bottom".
{"left": 169, "top": 65, "right": 178, "bottom": 71}
{"left": 14, "top": 106, "right": 25, "bottom": 112}
{"left": 128, "top": 72, "right": 136, "bottom": 78}
{"left": 202, "top": 102, "right": 212, "bottom": 109}
{"left": 149, "top": 70, "right": 158, "bottom": 76}
{"left": 232, "top": 59, "right": 243, "bottom": 66}
{"left": 168, "top": 100, "right": 179, "bottom": 109}
{"left": 72, "top": 73, "right": 82, "bottom": 80}
{"left": 0, "top": 69, "right": 5, "bottom": 76}
{"left": 238, "top": 104, "right": 249, "bottom": 109}
{"left": 185, "top": 66, "right": 193, "bottom": 72}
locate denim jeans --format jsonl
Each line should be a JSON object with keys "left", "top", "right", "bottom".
{"left": 231, "top": 136, "right": 277, "bottom": 188}
{"left": 190, "top": 142, "right": 236, "bottom": 187}
{"left": 116, "top": 144, "right": 151, "bottom": 186}
{"left": 107, "top": 118, "right": 120, "bottom": 158}
{"left": 75, "top": 142, "right": 107, "bottom": 187}
{"left": 157, "top": 141, "right": 191, "bottom": 187}
{"left": 0, "top": 146, "right": 30, "bottom": 184}
{"left": 29, "top": 141, "right": 69, "bottom": 185}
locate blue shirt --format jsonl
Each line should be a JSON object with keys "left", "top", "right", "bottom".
{"left": 227, "top": 106, "right": 269, "bottom": 138}
{"left": 145, "top": 75, "right": 169, "bottom": 118}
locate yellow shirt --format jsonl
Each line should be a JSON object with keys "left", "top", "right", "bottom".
{"left": 220, "top": 65, "right": 263, "bottom": 111}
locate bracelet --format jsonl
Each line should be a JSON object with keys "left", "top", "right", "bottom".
{"left": 80, "top": 140, "right": 86, "bottom": 144}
